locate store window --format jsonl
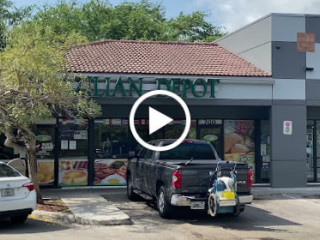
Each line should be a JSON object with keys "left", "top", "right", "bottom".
{"left": 260, "top": 120, "right": 270, "bottom": 182}
{"left": 58, "top": 119, "right": 88, "bottom": 186}
{"left": 94, "top": 119, "right": 128, "bottom": 186}
{"left": 163, "top": 120, "right": 197, "bottom": 139}
{"left": 134, "top": 119, "right": 163, "bottom": 141}
{"left": 35, "top": 126, "right": 55, "bottom": 186}
{"left": 224, "top": 120, "right": 255, "bottom": 181}
{"left": 198, "top": 119, "right": 223, "bottom": 158}
{"left": 131, "top": 119, "right": 197, "bottom": 148}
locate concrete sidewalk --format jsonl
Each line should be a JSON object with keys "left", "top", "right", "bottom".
{"left": 61, "top": 194, "right": 131, "bottom": 225}
{"left": 31, "top": 188, "right": 131, "bottom": 226}
{"left": 252, "top": 186, "right": 320, "bottom": 199}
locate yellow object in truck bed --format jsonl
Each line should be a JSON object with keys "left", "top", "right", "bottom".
{"left": 220, "top": 191, "right": 236, "bottom": 199}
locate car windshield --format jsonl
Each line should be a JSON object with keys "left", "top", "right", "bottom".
{"left": 159, "top": 143, "right": 215, "bottom": 160}
{"left": 0, "top": 164, "right": 21, "bottom": 177}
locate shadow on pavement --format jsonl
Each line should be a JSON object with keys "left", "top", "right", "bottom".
{"left": 0, "top": 218, "right": 69, "bottom": 234}
{"left": 42, "top": 188, "right": 127, "bottom": 200}
{"left": 119, "top": 200, "right": 300, "bottom": 233}
{"left": 42, "top": 187, "right": 303, "bottom": 233}
{"left": 182, "top": 205, "right": 300, "bottom": 232}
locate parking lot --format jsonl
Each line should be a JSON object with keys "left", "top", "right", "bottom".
{"left": 1, "top": 189, "right": 320, "bottom": 240}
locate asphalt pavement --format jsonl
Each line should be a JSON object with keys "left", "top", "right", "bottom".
{"left": 2, "top": 187, "right": 320, "bottom": 240}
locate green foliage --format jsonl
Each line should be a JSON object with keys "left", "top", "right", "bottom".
{"left": 167, "top": 11, "right": 225, "bottom": 42}
{"left": 0, "top": 22, "right": 101, "bottom": 135}
{"left": 32, "top": 0, "right": 224, "bottom": 42}
{"left": 0, "top": 23, "right": 100, "bottom": 202}
{"left": 0, "top": 0, "right": 31, "bottom": 49}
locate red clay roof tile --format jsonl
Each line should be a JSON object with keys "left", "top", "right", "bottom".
{"left": 67, "top": 40, "right": 271, "bottom": 77}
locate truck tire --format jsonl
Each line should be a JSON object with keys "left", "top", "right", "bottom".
{"left": 157, "top": 186, "right": 173, "bottom": 218}
{"left": 127, "top": 173, "right": 140, "bottom": 201}
{"left": 233, "top": 204, "right": 245, "bottom": 217}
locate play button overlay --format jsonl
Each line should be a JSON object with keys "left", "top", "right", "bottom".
{"left": 129, "top": 90, "right": 191, "bottom": 152}
{"left": 149, "top": 107, "right": 173, "bottom": 135}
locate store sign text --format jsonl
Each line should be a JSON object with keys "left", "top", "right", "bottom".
{"left": 84, "top": 76, "right": 219, "bottom": 99}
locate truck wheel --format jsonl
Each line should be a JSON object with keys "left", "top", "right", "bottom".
{"left": 157, "top": 186, "right": 173, "bottom": 218}
{"left": 233, "top": 204, "right": 245, "bottom": 217}
{"left": 127, "top": 173, "right": 139, "bottom": 201}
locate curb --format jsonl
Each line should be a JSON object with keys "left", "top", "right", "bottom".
{"left": 74, "top": 215, "right": 132, "bottom": 225}
{"left": 30, "top": 210, "right": 132, "bottom": 226}
{"left": 30, "top": 210, "right": 75, "bottom": 224}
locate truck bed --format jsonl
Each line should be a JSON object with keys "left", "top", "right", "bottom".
{"left": 162, "top": 161, "right": 251, "bottom": 196}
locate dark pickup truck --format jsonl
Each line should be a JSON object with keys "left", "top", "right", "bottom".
{"left": 127, "top": 139, "right": 253, "bottom": 218}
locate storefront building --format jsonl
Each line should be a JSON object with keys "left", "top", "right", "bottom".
{"left": 216, "top": 13, "right": 320, "bottom": 187}
{"left": 0, "top": 40, "right": 273, "bottom": 187}
{"left": 2, "top": 13, "right": 319, "bottom": 188}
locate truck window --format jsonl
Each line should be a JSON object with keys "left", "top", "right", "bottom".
{"left": 159, "top": 143, "right": 215, "bottom": 160}
{"left": 138, "top": 148, "right": 147, "bottom": 158}
{"left": 144, "top": 150, "right": 153, "bottom": 159}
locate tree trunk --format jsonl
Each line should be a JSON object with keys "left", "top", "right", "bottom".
{"left": 27, "top": 150, "right": 43, "bottom": 204}
{"left": 4, "top": 130, "right": 43, "bottom": 204}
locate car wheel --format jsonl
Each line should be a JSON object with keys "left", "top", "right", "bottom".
{"left": 157, "top": 186, "right": 173, "bottom": 219}
{"left": 127, "top": 173, "right": 139, "bottom": 201}
{"left": 11, "top": 214, "right": 28, "bottom": 224}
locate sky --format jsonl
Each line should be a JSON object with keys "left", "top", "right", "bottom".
{"left": 12, "top": 0, "right": 320, "bottom": 33}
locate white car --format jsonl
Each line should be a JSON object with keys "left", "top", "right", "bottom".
{"left": 0, "top": 161, "right": 36, "bottom": 223}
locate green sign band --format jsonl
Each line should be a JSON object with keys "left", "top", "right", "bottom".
{"left": 82, "top": 76, "right": 219, "bottom": 99}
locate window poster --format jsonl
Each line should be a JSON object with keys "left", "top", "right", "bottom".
{"left": 59, "top": 160, "right": 88, "bottom": 186}
{"left": 37, "top": 160, "right": 54, "bottom": 186}
{"left": 224, "top": 120, "right": 255, "bottom": 181}
{"left": 61, "top": 140, "right": 68, "bottom": 150}
{"left": 94, "top": 159, "right": 127, "bottom": 185}
{"left": 69, "top": 140, "right": 77, "bottom": 150}
{"left": 74, "top": 130, "right": 88, "bottom": 140}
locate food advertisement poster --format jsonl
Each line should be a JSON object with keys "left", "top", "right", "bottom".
{"left": 94, "top": 159, "right": 127, "bottom": 185}
{"left": 59, "top": 160, "right": 88, "bottom": 186}
{"left": 224, "top": 120, "right": 255, "bottom": 180}
{"left": 37, "top": 160, "right": 54, "bottom": 186}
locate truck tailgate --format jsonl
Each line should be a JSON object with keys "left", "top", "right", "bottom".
{"left": 180, "top": 163, "right": 250, "bottom": 195}
{"left": 180, "top": 165, "right": 212, "bottom": 195}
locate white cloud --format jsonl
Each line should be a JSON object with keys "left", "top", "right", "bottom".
{"left": 196, "top": 0, "right": 320, "bottom": 32}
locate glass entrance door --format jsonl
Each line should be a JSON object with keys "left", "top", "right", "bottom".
{"left": 198, "top": 120, "right": 223, "bottom": 158}
{"left": 306, "top": 122, "right": 314, "bottom": 182}
{"left": 306, "top": 120, "right": 320, "bottom": 182}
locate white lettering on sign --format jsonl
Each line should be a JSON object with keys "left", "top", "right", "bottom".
{"left": 283, "top": 121, "right": 293, "bottom": 135}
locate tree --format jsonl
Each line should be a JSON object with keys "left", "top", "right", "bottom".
{"left": 166, "top": 11, "right": 224, "bottom": 42}
{"left": 0, "top": 23, "right": 101, "bottom": 203}
{"left": 0, "top": 0, "right": 31, "bottom": 49}
{"left": 32, "top": 0, "right": 224, "bottom": 42}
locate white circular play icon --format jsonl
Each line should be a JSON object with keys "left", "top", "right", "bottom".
{"left": 148, "top": 107, "right": 173, "bottom": 135}
{"left": 129, "top": 90, "right": 191, "bottom": 152}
